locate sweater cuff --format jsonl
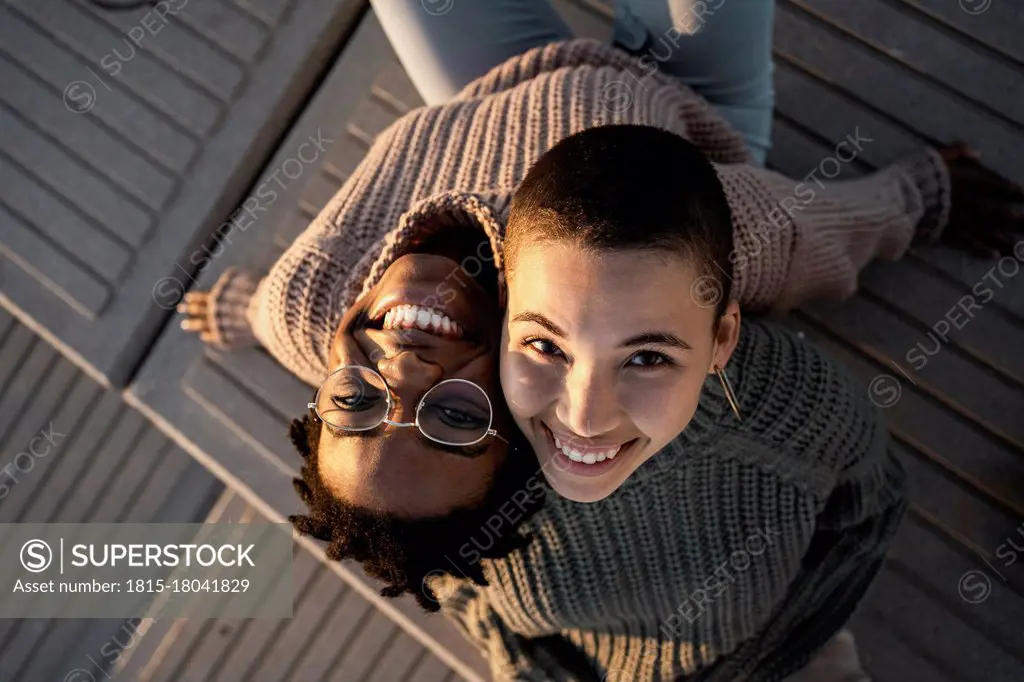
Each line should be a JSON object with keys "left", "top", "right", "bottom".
{"left": 206, "top": 267, "right": 260, "bottom": 349}
{"left": 893, "top": 147, "right": 951, "bottom": 244}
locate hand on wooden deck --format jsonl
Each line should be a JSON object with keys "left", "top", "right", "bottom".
{"left": 177, "top": 292, "right": 218, "bottom": 344}
{"left": 939, "top": 142, "right": 1024, "bottom": 259}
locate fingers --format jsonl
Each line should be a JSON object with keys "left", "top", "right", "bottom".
{"left": 180, "top": 318, "right": 208, "bottom": 332}
{"left": 176, "top": 292, "right": 209, "bottom": 315}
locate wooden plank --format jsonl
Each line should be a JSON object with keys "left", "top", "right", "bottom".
{"left": 248, "top": 568, "right": 350, "bottom": 682}
{"left": 0, "top": 322, "right": 35, "bottom": 395}
{"left": 800, "top": 296, "right": 1024, "bottom": 445}
{"left": 784, "top": 315, "right": 1024, "bottom": 516}
{"left": 0, "top": 204, "right": 112, "bottom": 318}
{"left": 372, "top": 60, "right": 423, "bottom": 115}
{"left": 774, "top": 1, "right": 1024, "bottom": 181}
{"left": 0, "top": 155, "right": 133, "bottom": 281}
{"left": 0, "top": 369, "right": 97, "bottom": 524}
{"left": 183, "top": 357, "right": 297, "bottom": 478}
{"left": 151, "top": 455, "right": 226, "bottom": 524}
{"left": 406, "top": 652, "right": 460, "bottom": 682}
{"left": 770, "top": 53, "right": 1024, "bottom": 316}
{"left": 865, "top": 562, "right": 1021, "bottom": 681}
{"left": 174, "top": 0, "right": 271, "bottom": 64}
{"left": 897, "top": 0, "right": 1024, "bottom": 64}
{"left": 15, "top": 389, "right": 125, "bottom": 523}
{"left": 6, "top": 0, "right": 221, "bottom": 136}
{"left": 212, "top": 547, "right": 324, "bottom": 682}
{"left": 327, "top": 609, "right": 400, "bottom": 682}
{"left": 3, "top": 0, "right": 365, "bottom": 387}
{"left": 0, "top": 54, "right": 177, "bottom": 209}
{"left": 364, "top": 633, "right": 430, "bottom": 682}
{"left": 797, "top": 0, "right": 1024, "bottom": 126}
{"left": 67, "top": 0, "right": 246, "bottom": 101}
{"left": 848, "top": 608, "right": 960, "bottom": 682}
{"left": 206, "top": 347, "right": 312, "bottom": 419}
{"left": 0, "top": 5, "right": 200, "bottom": 173}
{"left": 857, "top": 259, "right": 1024, "bottom": 379}
{"left": 0, "top": 107, "right": 154, "bottom": 248}
{"left": 0, "top": 335, "right": 59, "bottom": 441}
{"left": 50, "top": 406, "right": 147, "bottom": 522}
{"left": 286, "top": 588, "right": 375, "bottom": 682}
{"left": 885, "top": 512, "right": 1024, "bottom": 655}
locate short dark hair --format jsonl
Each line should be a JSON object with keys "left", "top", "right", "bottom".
{"left": 505, "top": 124, "right": 735, "bottom": 318}
{"left": 288, "top": 413, "right": 546, "bottom": 612}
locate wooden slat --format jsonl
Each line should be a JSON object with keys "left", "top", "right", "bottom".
{"left": 210, "top": 547, "right": 324, "bottom": 682}
{"left": 0, "top": 5, "right": 200, "bottom": 172}
{"left": 797, "top": 0, "right": 1024, "bottom": 126}
{"left": 801, "top": 297, "right": 1024, "bottom": 445}
{"left": 896, "top": 0, "right": 1024, "bottom": 65}
{"left": 248, "top": 568, "right": 351, "bottom": 682}
{"left": 848, "top": 608, "right": 960, "bottom": 682}
{"left": 0, "top": 53, "right": 177, "bottom": 208}
{"left": 0, "top": 107, "right": 153, "bottom": 247}
{"left": 0, "top": 335, "right": 60, "bottom": 440}
{"left": 67, "top": 0, "right": 246, "bottom": 101}
{"left": 0, "top": 155, "right": 133, "bottom": 281}
{"left": 865, "top": 562, "right": 1021, "bottom": 681}
{"left": 286, "top": 588, "right": 376, "bottom": 682}
{"left": 775, "top": 1, "right": 1024, "bottom": 181}
{"left": 327, "top": 609, "right": 400, "bottom": 682}
{"left": 0, "top": 371, "right": 98, "bottom": 523}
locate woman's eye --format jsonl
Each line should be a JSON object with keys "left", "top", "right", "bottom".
{"left": 627, "top": 351, "right": 671, "bottom": 369}
{"left": 332, "top": 394, "right": 380, "bottom": 411}
{"left": 526, "top": 338, "right": 565, "bottom": 359}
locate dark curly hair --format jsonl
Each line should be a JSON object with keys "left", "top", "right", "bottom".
{"left": 288, "top": 412, "right": 547, "bottom": 612}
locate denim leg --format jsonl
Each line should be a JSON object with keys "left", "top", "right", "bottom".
{"left": 612, "top": 0, "right": 776, "bottom": 165}
{"left": 370, "top": 0, "right": 574, "bottom": 106}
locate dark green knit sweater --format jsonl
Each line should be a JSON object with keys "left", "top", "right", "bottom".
{"left": 442, "top": 316, "right": 906, "bottom": 681}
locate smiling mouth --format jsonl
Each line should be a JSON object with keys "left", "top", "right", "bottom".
{"left": 371, "top": 303, "right": 466, "bottom": 341}
{"left": 543, "top": 424, "right": 636, "bottom": 469}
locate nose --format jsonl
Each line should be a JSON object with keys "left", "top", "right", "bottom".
{"left": 376, "top": 351, "right": 444, "bottom": 420}
{"left": 555, "top": 364, "right": 622, "bottom": 437}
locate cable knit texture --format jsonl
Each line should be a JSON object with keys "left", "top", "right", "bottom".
{"left": 205, "top": 39, "right": 949, "bottom": 391}
{"left": 440, "top": 315, "right": 906, "bottom": 682}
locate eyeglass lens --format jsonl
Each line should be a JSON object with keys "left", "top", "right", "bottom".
{"left": 317, "top": 368, "right": 492, "bottom": 445}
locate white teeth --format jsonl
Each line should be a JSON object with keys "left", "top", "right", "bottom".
{"left": 553, "top": 435, "right": 622, "bottom": 465}
{"left": 379, "top": 304, "right": 463, "bottom": 338}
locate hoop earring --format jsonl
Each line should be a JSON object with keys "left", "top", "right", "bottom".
{"left": 714, "top": 365, "right": 742, "bottom": 422}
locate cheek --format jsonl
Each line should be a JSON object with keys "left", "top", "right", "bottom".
{"left": 621, "top": 372, "right": 706, "bottom": 438}
{"left": 500, "top": 348, "right": 561, "bottom": 422}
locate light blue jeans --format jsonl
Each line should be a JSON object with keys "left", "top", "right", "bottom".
{"left": 371, "top": 0, "right": 775, "bottom": 165}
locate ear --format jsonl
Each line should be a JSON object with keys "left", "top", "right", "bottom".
{"left": 497, "top": 269, "right": 507, "bottom": 309}
{"left": 708, "top": 300, "right": 742, "bottom": 373}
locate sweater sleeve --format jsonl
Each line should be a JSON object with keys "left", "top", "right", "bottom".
{"left": 444, "top": 585, "right": 600, "bottom": 682}
{"left": 716, "top": 147, "right": 951, "bottom": 312}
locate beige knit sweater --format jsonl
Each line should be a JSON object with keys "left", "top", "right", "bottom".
{"left": 208, "top": 39, "right": 949, "bottom": 390}
{"left": 206, "top": 39, "right": 941, "bottom": 681}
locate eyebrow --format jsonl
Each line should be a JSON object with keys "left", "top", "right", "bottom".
{"left": 511, "top": 312, "right": 693, "bottom": 351}
{"left": 619, "top": 332, "right": 693, "bottom": 352}
{"left": 330, "top": 425, "right": 491, "bottom": 459}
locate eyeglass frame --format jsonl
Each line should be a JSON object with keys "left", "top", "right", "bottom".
{"left": 307, "top": 364, "right": 508, "bottom": 447}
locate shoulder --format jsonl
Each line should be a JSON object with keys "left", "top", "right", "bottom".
{"left": 725, "top": 317, "right": 888, "bottom": 474}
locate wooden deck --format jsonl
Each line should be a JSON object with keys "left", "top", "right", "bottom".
{"left": 1, "top": 0, "right": 1022, "bottom": 680}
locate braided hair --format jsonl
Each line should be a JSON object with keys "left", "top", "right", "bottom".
{"left": 288, "top": 412, "right": 547, "bottom": 612}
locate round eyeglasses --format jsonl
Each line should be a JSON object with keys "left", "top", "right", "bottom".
{"left": 308, "top": 365, "right": 506, "bottom": 447}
